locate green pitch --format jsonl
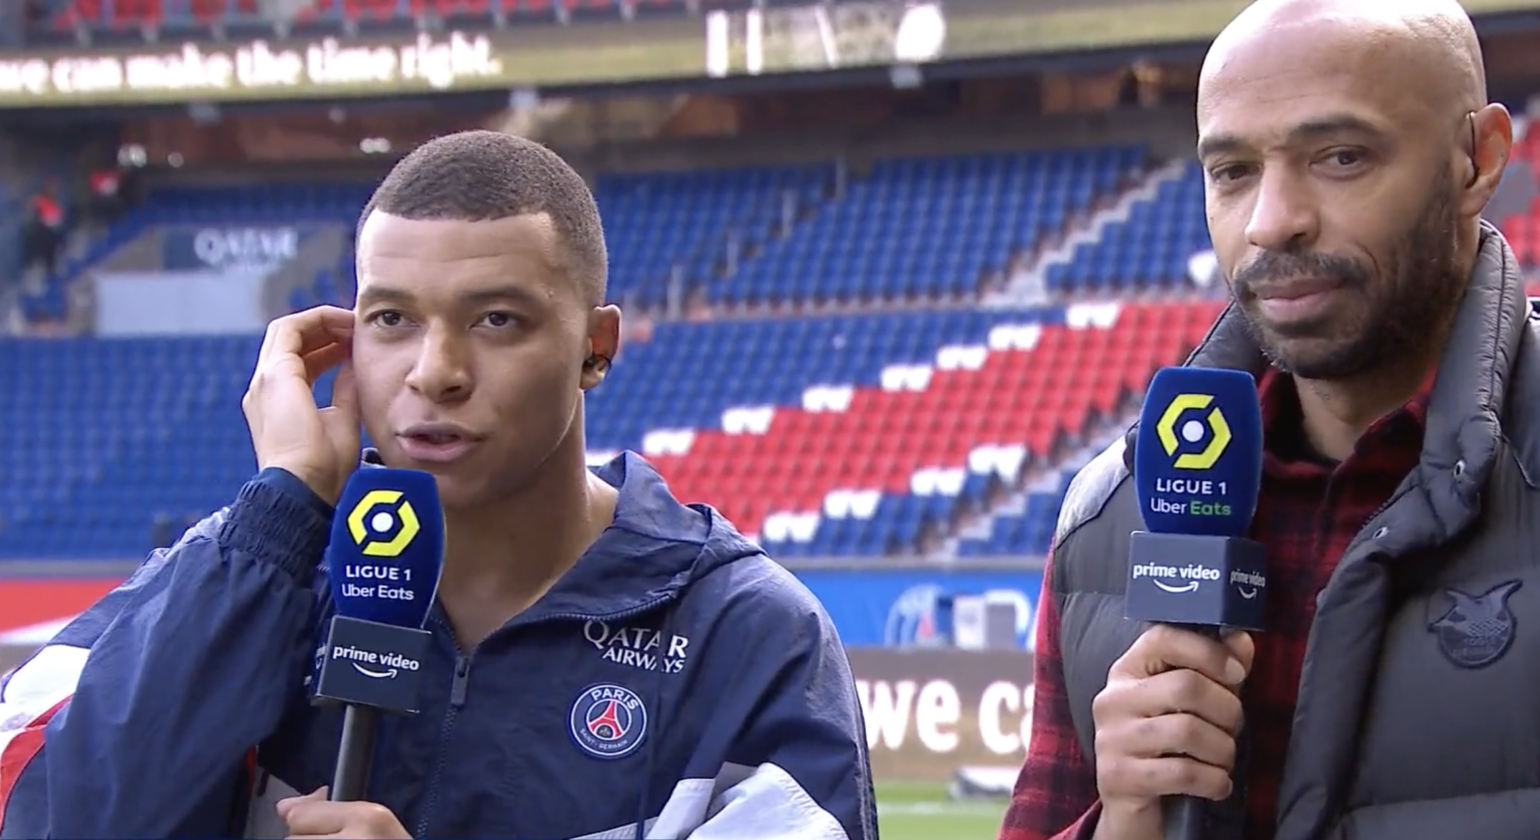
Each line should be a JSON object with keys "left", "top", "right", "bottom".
{"left": 876, "top": 781, "right": 1008, "bottom": 840}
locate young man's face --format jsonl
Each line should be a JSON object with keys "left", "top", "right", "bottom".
{"left": 350, "top": 210, "right": 618, "bottom": 511}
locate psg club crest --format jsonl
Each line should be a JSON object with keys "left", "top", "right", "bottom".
{"left": 569, "top": 683, "right": 648, "bottom": 760}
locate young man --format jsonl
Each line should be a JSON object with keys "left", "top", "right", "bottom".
{"left": 1000, "top": 1, "right": 1540, "bottom": 840}
{"left": 0, "top": 131, "right": 878, "bottom": 840}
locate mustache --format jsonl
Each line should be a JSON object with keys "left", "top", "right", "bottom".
{"left": 1232, "top": 250, "right": 1370, "bottom": 297}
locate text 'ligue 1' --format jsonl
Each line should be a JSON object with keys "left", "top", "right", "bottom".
{"left": 339, "top": 564, "right": 418, "bottom": 602}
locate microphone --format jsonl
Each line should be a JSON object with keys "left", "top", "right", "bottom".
{"left": 312, "top": 468, "right": 446, "bottom": 802}
{"left": 1125, "top": 366, "right": 1267, "bottom": 840}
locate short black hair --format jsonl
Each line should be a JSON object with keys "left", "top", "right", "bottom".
{"left": 358, "top": 130, "right": 607, "bottom": 305}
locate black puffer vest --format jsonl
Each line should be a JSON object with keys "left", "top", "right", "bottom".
{"left": 1049, "top": 222, "right": 1540, "bottom": 840}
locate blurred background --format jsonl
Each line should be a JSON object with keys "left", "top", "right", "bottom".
{"left": 3, "top": 0, "right": 1540, "bottom": 837}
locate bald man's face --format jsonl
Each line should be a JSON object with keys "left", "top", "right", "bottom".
{"left": 1197, "top": 20, "right": 1467, "bottom": 380}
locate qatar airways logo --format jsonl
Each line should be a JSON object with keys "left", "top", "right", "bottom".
{"left": 1131, "top": 562, "right": 1219, "bottom": 594}
{"left": 583, "top": 620, "right": 690, "bottom": 674}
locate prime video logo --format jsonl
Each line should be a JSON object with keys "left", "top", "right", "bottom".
{"left": 331, "top": 644, "right": 421, "bottom": 679}
{"left": 1230, "top": 569, "right": 1266, "bottom": 599}
{"left": 1131, "top": 562, "right": 1220, "bottom": 594}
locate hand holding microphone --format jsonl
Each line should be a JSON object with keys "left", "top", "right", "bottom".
{"left": 276, "top": 787, "right": 412, "bottom": 840}
{"left": 1093, "top": 626, "right": 1254, "bottom": 839}
{"left": 244, "top": 305, "right": 360, "bottom": 506}
{"left": 1093, "top": 367, "right": 1267, "bottom": 840}
{"left": 312, "top": 467, "right": 445, "bottom": 804}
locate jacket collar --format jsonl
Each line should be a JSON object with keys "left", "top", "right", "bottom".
{"left": 1123, "top": 221, "right": 1535, "bottom": 524}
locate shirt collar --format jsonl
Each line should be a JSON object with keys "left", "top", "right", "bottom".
{"left": 1258, "top": 365, "right": 1434, "bottom": 476}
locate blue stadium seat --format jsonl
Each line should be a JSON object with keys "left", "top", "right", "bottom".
{"left": 718, "top": 146, "right": 1146, "bottom": 304}
{"left": 597, "top": 164, "right": 831, "bottom": 307}
{"left": 1045, "top": 163, "right": 1210, "bottom": 294}
{"left": 954, "top": 470, "right": 1076, "bottom": 558}
{"left": 0, "top": 335, "right": 259, "bottom": 557}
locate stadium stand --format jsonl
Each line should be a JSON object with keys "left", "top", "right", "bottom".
{"left": 15, "top": 141, "right": 1160, "bottom": 322}
{"left": 21, "top": 182, "right": 372, "bottom": 322}
{"left": 1502, "top": 123, "right": 1540, "bottom": 268}
{"left": 0, "top": 297, "right": 1219, "bottom": 560}
{"left": 0, "top": 189, "right": 22, "bottom": 300}
{"left": 597, "top": 164, "right": 832, "bottom": 307}
{"left": 1046, "top": 163, "right": 1207, "bottom": 294}
{"left": 19, "top": 163, "right": 831, "bottom": 320}
{"left": 716, "top": 147, "right": 1144, "bottom": 304}
{"left": 0, "top": 334, "right": 259, "bottom": 558}
{"left": 615, "top": 300, "right": 1222, "bottom": 558}
{"left": 0, "top": 135, "right": 1223, "bottom": 561}
{"left": 12, "top": 107, "right": 1539, "bottom": 561}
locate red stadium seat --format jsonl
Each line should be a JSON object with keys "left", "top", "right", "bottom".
{"left": 344, "top": 0, "right": 400, "bottom": 20}
{"left": 54, "top": 0, "right": 100, "bottom": 27}
{"left": 112, "top": 0, "right": 163, "bottom": 25}
{"left": 190, "top": 0, "right": 229, "bottom": 22}
{"left": 411, "top": 0, "right": 493, "bottom": 15}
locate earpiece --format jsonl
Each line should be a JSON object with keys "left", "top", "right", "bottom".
{"left": 1466, "top": 110, "right": 1481, "bottom": 188}
{"left": 585, "top": 354, "right": 612, "bottom": 375}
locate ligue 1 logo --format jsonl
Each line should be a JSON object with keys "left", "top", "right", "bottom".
{"left": 346, "top": 489, "right": 422, "bottom": 558}
{"left": 328, "top": 468, "right": 443, "bottom": 634}
{"left": 569, "top": 683, "right": 648, "bottom": 760}
{"left": 1155, "top": 392, "right": 1232, "bottom": 470}
{"left": 1134, "top": 367, "right": 1262, "bottom": 539}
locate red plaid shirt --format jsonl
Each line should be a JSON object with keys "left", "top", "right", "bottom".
{"left": 998, "top": 368, "right": 1432, "bottom": 840}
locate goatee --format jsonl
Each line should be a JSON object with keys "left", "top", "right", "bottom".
{"left": 1230, "top": 167, "right": 1466, "bottom": 381}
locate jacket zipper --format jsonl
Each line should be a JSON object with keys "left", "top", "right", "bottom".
{"left": 414, "top": 616, "right": 470, "bottom": 839}
{"left": 1353, "top": 493, "right": 1399, "bottom": 550}
{"left": 409, "top": 595, "right": 675, "bottom": 836}
{"left": 1363, "top": 488, "right": 1397, "bottom": 530}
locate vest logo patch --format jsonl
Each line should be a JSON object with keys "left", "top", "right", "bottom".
{"left": 1428, "top": 579, "right": 1523, "bottom": 669}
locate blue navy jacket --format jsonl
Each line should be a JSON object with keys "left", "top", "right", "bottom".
{"left": 0, "top": 452, "right": 878, "bottom": 839}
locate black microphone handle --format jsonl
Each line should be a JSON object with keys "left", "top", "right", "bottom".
{"left": 331, "top": 704, "right": 381, "bottom": 802}
{"left": 1164, "top": 793, "right": 1206, "bottom": 840}
{"left": 1162, "top": 622, "right": 1224, "bottom": 840}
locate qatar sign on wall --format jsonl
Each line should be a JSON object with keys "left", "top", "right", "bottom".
{"left": 161, "top": 226, "right": 307, "bottom": 275}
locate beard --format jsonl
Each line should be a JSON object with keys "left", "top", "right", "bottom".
{"left": 1229, "top": 167, "right": 1466, "bottom": 381}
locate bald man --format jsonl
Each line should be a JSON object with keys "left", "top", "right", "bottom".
{"left": 997, "top": 1, "right": 1539, "bottom": 840}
